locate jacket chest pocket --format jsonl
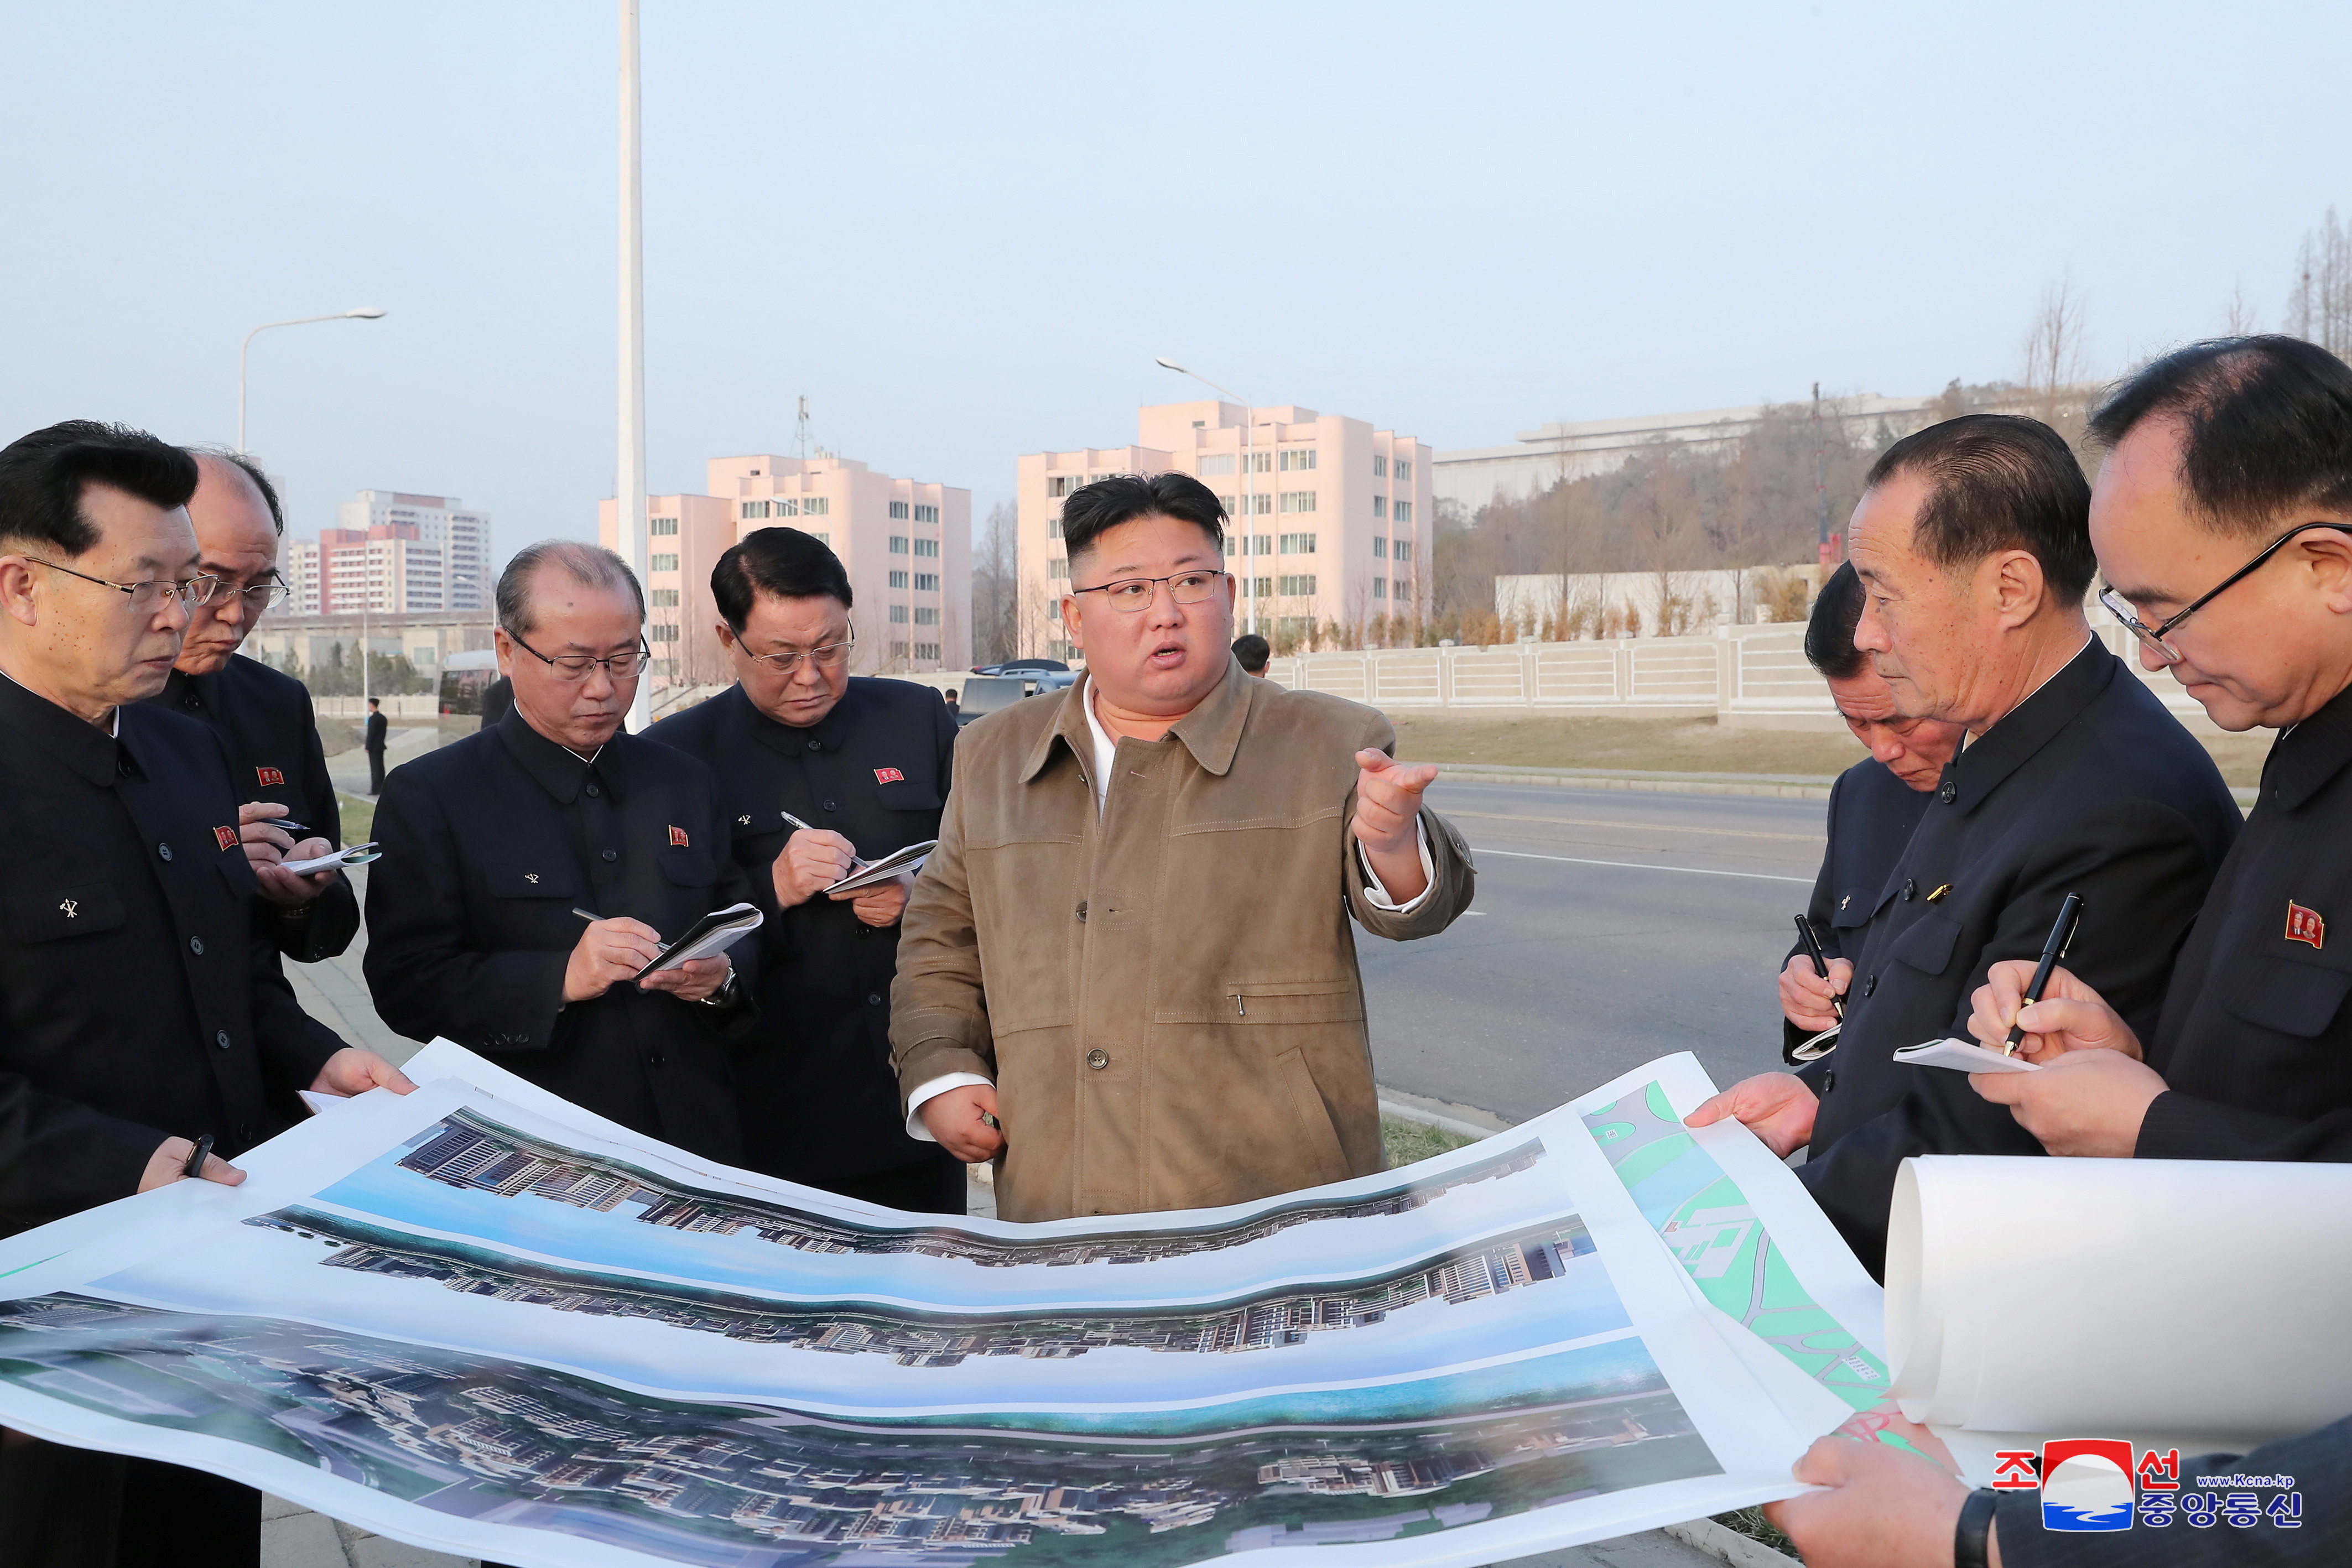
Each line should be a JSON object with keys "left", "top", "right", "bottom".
{"left": 659, "top": 848, "right": 716, "bottom": 889}
{"left": 1215, "top": 978, "right": 1365, "bottom": 1025}
{"left": 1887, "top": 911, "right": 1960, "bottom": 976}
{"left": 5, "top": 881, "right": 127, "bottom": 942}
{"left": 484, "top": 862, "right": 578, "bottom": 899}
{"left": 873, "top": 774, "right": 943, "bottom": 815}
{"left": 1830, "top": 882, "right": 1893, "bottom": 938}
{"left": 2224, "top": 952, "right": 2352, "bottom": 1038}
{"left": 730, "top": 809, "right": 785, "bottom": 861}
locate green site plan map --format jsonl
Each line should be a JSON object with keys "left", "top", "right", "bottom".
{"left": 1582, "top": 1082, "right": 1887, "bottom": 1412}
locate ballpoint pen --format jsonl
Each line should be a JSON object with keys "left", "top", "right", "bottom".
{"left": 2005, "top": 892, "right": 2085, "bottom": 1056}
{"left": 1793, "top": 914, "right": 1844, "bottom": 1022}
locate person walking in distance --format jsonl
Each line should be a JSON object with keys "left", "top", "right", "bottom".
{"left": 363, "top": 695, "right": 387, "bottom": 794}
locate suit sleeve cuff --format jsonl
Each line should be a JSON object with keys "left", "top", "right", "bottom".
{"left": 1357, "top": 820, "right": 1435, "bottom": 913}
{"left": 905, "top": 1073, "right": 993, "bottom": 1142}
{"left": 2135, "top": 1089, "right": 2309, "bottom": 1161}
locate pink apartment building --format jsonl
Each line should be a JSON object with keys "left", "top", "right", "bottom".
{"left": 1015, "top": 401, "right": 1433, "bottom": 661}
{"left": 600, "top": 452, "right": 971, "bottom": 683}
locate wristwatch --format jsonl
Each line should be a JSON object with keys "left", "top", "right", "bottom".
{"left": 1954, "top": 1487, "right": 1998, "bottom": 1568}
{"left": 696, "top": 972, "right": 741, "bottom": 1008}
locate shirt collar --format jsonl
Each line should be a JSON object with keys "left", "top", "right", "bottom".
{"left": 737, "top": 678, "right": 861, "bottom": 759}
{"left": 1022, "top": 658, "right": 1253, "bottom": 786}
{"left": 1937, "top": 637, "right": 2114, "bottom": 814}
{"left": 495, "top": 705, "right": 626, "bottom": 804}
{"left": 2261, "top": 678, "right": 2352, "bottom": 812}
{"left": 0, "top": 663, "right": 122, "bottom": 783}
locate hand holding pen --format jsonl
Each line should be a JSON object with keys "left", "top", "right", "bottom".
{"left": 772, "top": 808, "right": 866, "bottom": 909}
{"left": 1779, "top": 915, "right": 1853, "bottom": 1036}
{"left": 2004, "top": 893, "right": 2085, "bottom": 1056}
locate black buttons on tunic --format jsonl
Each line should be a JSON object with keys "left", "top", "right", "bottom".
{"left": 647, "top": 1049, "right": 665, "bottom": 1068}
{"left": 1901, "top": 879, "right": 1917, "bottom": 902}
{"left": 158, "top": 843, "right": 173, "bottom": 861}
{"left": 808, "top": 740, "right": 821, "bottom": 752}
{"left": 823, "top": 800, "right": 838, "bottom": 812}
{"left": 585, "top": 784, "right": 601, "bottom": 798}
{"left": 867, "top": 993, "right": 883, "bottom": 1006}
{"left": 1862, "top": 975, "right": 1878, "bottom": 998}
{"left": 601, "top": 849, "right": 618, "bottom": 863}
{"left": 188, "top": 937, "right": 204, "bottom": 956}
{"left": 1822, "top": 1069, "right": 1836, "bottom": 1094}
{"left": 1086, "top": 1049, "right": 1110, "bottom": 1070}
{"left": 214, "top": 1030, "right": 231, "bottom": 1050}
{"left": 1939, "top": 780, "right": 1957, "bottom": 804}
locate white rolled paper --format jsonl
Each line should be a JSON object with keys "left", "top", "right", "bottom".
{"left": 1888, "top": 1155, "right": 2352, "bottom": 1440}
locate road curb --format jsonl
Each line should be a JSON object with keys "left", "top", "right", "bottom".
{"left": 1664, "top": 1517, "right": 1803, "bottom": 1567}
{"left": 1435, "top": 768, "right": 1835, "bottom": 801}
{"left": 1376, "top": 1091, "right": 1514, "bottom": 1142}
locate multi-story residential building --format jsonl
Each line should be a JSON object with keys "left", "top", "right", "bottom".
{"left": 599, "top": 452, "right": 971, "bottom": 681}
{"left": 335, "top": 490, "right": 492, "bottom": 610}
{"left": 281, "top": 489, "right": 491, "bottom": 617}
{"left": 1016, "top": 402, "right": 1433, "bottom": 661}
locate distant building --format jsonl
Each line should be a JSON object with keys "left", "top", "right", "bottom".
{"left": 1017, "top": 402, "right": 1433, "bottom": 661}
{"left": 599, "top": 453, "right": 971, "bottom": 681}
{"left": 282, "top": 489, "right": 491, "bottom": 617}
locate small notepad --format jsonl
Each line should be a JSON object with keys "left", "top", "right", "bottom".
{"left": 1892, "top": 1036, "right": 2043, "bottom": 1074}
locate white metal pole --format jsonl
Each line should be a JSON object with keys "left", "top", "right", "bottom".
{"left": 236, "top": 309, "right": 385, "bottom": 454}
{"left": 618, "top": 0, "right": 652, "bottom": 733}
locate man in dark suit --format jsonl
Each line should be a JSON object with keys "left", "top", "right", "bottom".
{"left": 363, "top": 695, "right": 388, "bottom": 793}
{"left": 1690, "top": 415, "right": 2241, "bottom": 1276}
{"left": 0, "top": 420, "right": 410, "bottom": 1567}
{"left": 364, "top": 540, "right": 758, "bottom": 1162}
{"left": 477, "top": 673, "right": 514, "bottom": 731}
{"left": 1778, "top": 562, "right": 1963, "bottom": 1062}
{"left": 1963, "top": 336, "right": 2352, "bottom": 1169}
{"left": 152, "top": 449, "right": 358, "bottom": 963}
{"left": 647, "top": 527, "right": 964, "bottom": 1212}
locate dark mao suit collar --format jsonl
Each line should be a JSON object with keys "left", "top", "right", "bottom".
{"left": 1938, "top": 638, "right": 2114, "bottom": 815}
{"left": 2262, "top": 679, "right": 2352, "bottom": 813}
{"left": 734, "top": 677, "right": 863, "bottom": 759}
{"left": 0, "top": 668, "right": 121, "bottom": 787}
{"left": 494, "top": 705, "right": 628, "bottom": 805}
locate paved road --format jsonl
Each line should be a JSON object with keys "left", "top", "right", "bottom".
{"left": 1362, "top": 783, "right": 1827, "bottom": 1125}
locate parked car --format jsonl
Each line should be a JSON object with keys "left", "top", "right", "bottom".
{"left": 970, "top": 659, "right": 1069, "bottom": 676}
{"left": 954, "top": 675, "right": 1034, "bottom": 728}
{"left": 437, "top": 649, "right": 501, "bottom": 716}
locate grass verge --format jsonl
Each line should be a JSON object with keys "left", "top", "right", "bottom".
{"left": 1711, "top": 1505, "right": 1798, "bottom": 1557}
{"left": 1381, "top": 1115, "right": 1477, "bottom": 1169}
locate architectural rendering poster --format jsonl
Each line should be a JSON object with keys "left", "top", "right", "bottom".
{"left": 0, "top": 1046, "right": 1874, "bottom": 1568}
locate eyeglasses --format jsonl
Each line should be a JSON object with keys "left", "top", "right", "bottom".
{"left": 2098, "top": 521, "right": 2352, "bottom": 666}
{"left": 205, "top": 574, "right": 291, "bottom": 611}
{"left": 507, "top": 630, "right": 653, "bottom": 682}
{"left": 25, "top": 557, "right": 220, "bottom": 609}
{"left": 745, "top": 633, "right": 855, "bottom": 674}
{"left": 1070, "top": 570, "right": 1231, "bottom": 612}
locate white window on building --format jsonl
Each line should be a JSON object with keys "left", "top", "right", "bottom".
{"left": 913, "top": 504, "right": 939, "bottom": 524}
{"left": 913, "top": 538, "right": 939, "bottom": 558}
{"left": 1372, "top": 536, "right": 1387, "bottom": 559}
{"left": 888, "top": 605, "right": 909, "bottom": 623}
{"left": 650, "top": 622, "right": 680, "bottom": 642}
{"left": 1048, "top": 475, "right": 1079, "bottom": 498}
{"left": 891, "top": 640, "right": 910, "bottom": 657}
{"left": 1396, "top": 459, "right": 1413, "bottom": 482}
{"left": 651, "top": 588, "right": 680, "bottom": 606}
{"left": 914, "top": 642, "right": 940, "bottom": 660}
{"left": 889, "top": 570, "right": 909, "bottom": 588}
{"left": 811, "top": 531, "right": 829, "bottom": 545}
{"left": 1373, "top": 577, "right": 1387, "bottom": 600}
{"left": 1278, "top": 491, "right": 1317, "bottom": 514}
{"left": 803, "top": 497, "right": 830, "bottom": 516}
{"left": 776, "top": 498, "right": 799, "bottom": 517}
{"left": 1048, "top": 558, "right": 1069, "bottom": 580}
{"left": 650, "top": 554, "right": 679, "bottom": 572}
{"left": 889, "top": 536, "right": 909, "bottom": 554}
{"left": 1242, "top": 533, "right": 1272, "bottom": 557}
{"left": 1244, "top": 450, "right": 1272, "bottom": 473}
{"left": 1373, "top": 454, "right": 1388, "bottom": 478}
{"left": 740, "top": 501, "right": 769, "bottom": 520}
{"left": 1245, "top": 576, "right": 1273, "bottom": 598}
{"left": 1048, "top": 516, "right": 1064, "bottom": 539}
{"left": 914, "top": 606, "right": 940, "bottom": 626}
{"left": 1279, "top": 449, "right": 1317, "bottom": 472}
{"left": 1278, "top": 532, "right": 1317, "bottom": 554}
{"left": 1278, "top": 574, "right": 1317, "bottom": 597}
{"left": 1232, "top": 493, "right": 1273, "bottom": 516}
{"left": 1373, "top": 495, "right": 1387, "bottom": 519}
{"left": 915, "top": 572, "right": 940, "bottom": 592}
{"left": 1050, "top": 638, "right": 1075, "bottom": 660}
{"left": 889, "top": 501, "right": 909, "bottom": 520}
{"left": 1393, "top": 500, "right": 1413, "bottom": 525}
{"left": 649, "top": 516, "right": 679, "bottom": 536}
{"left": 1048, "top": 599, "right": 1062, "bottom": 621}
{"left": 1198, "top": 454, "right": 1235, "bottom": 477}
{"left": 1394, "top": 575, "right": 1412, "bottom": 601}
{"left": 1394, "top": 540, "right": 1413, "bottom": 565}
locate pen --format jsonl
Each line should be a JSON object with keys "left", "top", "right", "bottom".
{"left": 573, "top": 907, "right": 602, "bottom": 923}
{"left": 261, "top": 819, "right": 307, "bottom": 833}
{"left": 782, "top": 807, "right": 867, "bottom": 871}
{"left": 2005, "top": 892, "right": 2085, "bottom": 1056}
{"left": 183, "top": 1132, "right": 215, "bottom": 1179}
{"left": 1793, "top": 914, "right": 1844, "bottom": 1021}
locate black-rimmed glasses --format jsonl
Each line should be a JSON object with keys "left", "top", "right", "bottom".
{"left": 1070, "top": 570, "right": 1231, "bottom": 612}
{"left": 2099, "top": 522, "right": 2352, "bottom": 666}
{"left": 508, "top": 630, "right": 653, "bottom": 682}
{"left": 745, "top": 632, "right": 855, "bottom": 674}
{"left": 24, "top": 557, "right": 219, "bottom": 610}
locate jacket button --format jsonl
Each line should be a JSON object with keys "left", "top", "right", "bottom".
{"left": 189, "top": 936, "right": 205, "bottom": 955}
{"left": 514, "top": 1032, "right": 529, "bottom": 1044}
{"left": 158, "top": 842, "right": 174, "bottom": 861}
{"left": 601, "top": 849, "right": 618, "bottom": 863}
{"left": 868, "top": 993, "right": 883, "bottom": 1006}
{"left": 585, "top": 784, "right": 601, "bottom": 798}
{"left": 1075, "top": 902, "right": 1087, "bottom": 922}
{"left": 215, "top": 1030, "right": 231, "bottom": 1050}
{"left": 1862, "top": 975, "right": 1878, "bottom": 998}
{"left": 808, "top": 740, "right": 821, "bottom": 752}
{"left": 1086, "top": 1049, "right": 1110, "bottom": 1070}
{"left": 1901, "top": 879, "right": 1916, "bottom": 902}
{"left": 823, "top": 800, "right": 838, "bottom": 812}
{"left": 1938, "top": 779, "right": 1957, "bottom": 804}
{"left": 1822, "top": 1070, "right": 1836, "bottom": 1094}
{"left": 647, "top": 1050, "right": 666, "bottom": 1067}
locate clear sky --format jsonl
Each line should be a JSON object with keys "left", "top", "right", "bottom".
{"left": 2, "top": 2, "right": 2343, "bottom": 571}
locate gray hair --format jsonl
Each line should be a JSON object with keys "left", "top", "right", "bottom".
{"left": 496, "top": 539, "right": 645, "bottom": 638}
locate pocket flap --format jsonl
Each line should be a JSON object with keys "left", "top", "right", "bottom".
{"left": 1887, "top": 911, "right": 1960, "bottom": 976}
{"left": 658, "top": 850, "right": 716, "bottom": 887}
{"left": 1157, "top": 977, "right": 1366, "bottom": 1025}
{"left": 875, "top": 775, "right": 944, "bottom": 813}
{"left": 485, "top": 862, "right": 576, "bottom": 898}
{"left": 730, "top": 809, "right": 784, "bottom": 840}
{"left": 2224, "top": 952, "right": 2352, "bottom": 1038}
{"left": 5, "top": 881, "right": 126, "bottom": 941}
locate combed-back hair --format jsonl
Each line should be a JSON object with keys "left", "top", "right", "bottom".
{"left": 1861, "top": 414, "right": 2095, "bottom": 601}
{"left": 186, "top": 446, "right": 285, "bottom": 535}
{"left": 712, "top": 527, "right": 854, "bottom": 633}
{"left": 1231, "top": 633, "right": 1270, "bottom": 673}
{"left": 1803, "top": 561, "right": 1869, "bottom": 679}
{"left": 1060, "top": 472, "right": 1226, "bottom": 562}
{"left": 2088, "top": 335, "right": 2352, "bottom": 540}
{"left": 0, "top": 420, "right": 199, "bottom": 556}
{"left": 496, "top": 539, "right": 644, "bottom": 637}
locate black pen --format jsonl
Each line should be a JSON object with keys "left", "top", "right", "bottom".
{"left": 1793, "top": 914, "right": 1844, "bottom": 1020}
{"left": 2005, "top": 892, "right": 2085, "bottom": 1056}
{"left": 182, "top": 1132, "right": 215, "bottom": 1180}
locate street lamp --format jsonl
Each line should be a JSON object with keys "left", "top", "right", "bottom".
{"left": 1154, "top": 358, "right": 1261, "bottom": 634}
{"left": 238, "top": 306, "right": 387, "bottom": 453}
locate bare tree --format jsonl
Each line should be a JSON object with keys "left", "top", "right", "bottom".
{"left": 969, "top": 501, "right": 1019, "bottom": 665}
{"left": 2022, "top": 275, "right": 2089, "bottom": 432}
{"left": 2288, "top": 208, "right": 2352, "bottom": 357}
{"left": 2224, "top": 279, "right": 2260, "bottom": 336}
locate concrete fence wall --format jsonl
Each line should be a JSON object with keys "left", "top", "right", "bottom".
{"left": 313, "top": 695, "right": 439, "bottom": 719}
{"left": 1256, "top": 619, "right": 2228, "bottom": 738}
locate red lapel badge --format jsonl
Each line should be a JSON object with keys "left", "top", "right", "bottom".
{"left": 874, "top": 767, "right": 906, "bottom": 785}
{"left": 668, "top": 825, "right": 690, "bottom": 848}
{"left": 2288, "top": 900, "right": 2327, "bottom": 949}
{"left": 214, "top": 825, "right": 239, "bottom": 852}
{"left": 256, "top": 766, "right": 285, "bottom": 788}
